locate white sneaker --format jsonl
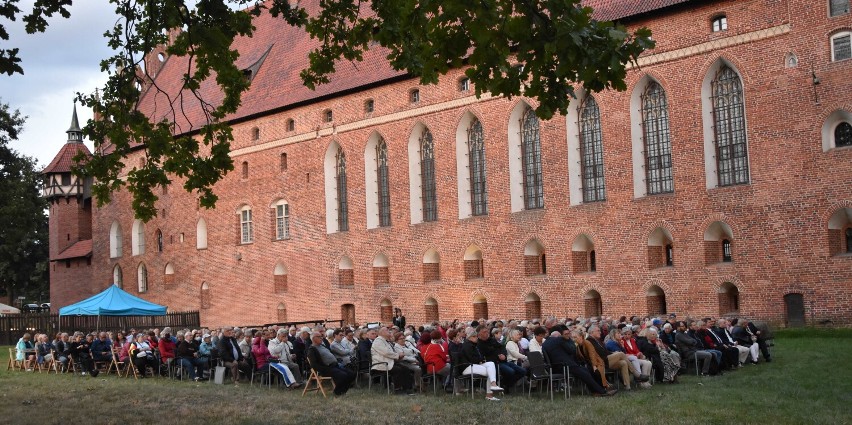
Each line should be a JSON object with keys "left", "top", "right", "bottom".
{"left": 489, "top": 386, "right": 503, "bottom": 392}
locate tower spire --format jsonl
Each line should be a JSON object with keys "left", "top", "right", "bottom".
{"left": 66, "top": 103, "right": 82, "bottom": 143}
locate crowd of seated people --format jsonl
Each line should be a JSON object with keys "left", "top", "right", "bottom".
{"left": 10, "top": 312, "right": 773, "bottom": 401}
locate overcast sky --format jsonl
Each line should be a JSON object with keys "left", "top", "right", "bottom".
{"left": 0, "top": 0, "right": 113, "bottom": 167}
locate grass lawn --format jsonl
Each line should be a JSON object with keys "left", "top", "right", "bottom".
{"left": 1, "top": 329, "right": 850, "bottom": 425}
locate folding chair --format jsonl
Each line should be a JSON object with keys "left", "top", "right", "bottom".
{"left": 7, "top": 348, "right": 22, "bottom": 371}
{"left": 107, "top": 348, "right": 126, "bottom": 376}
{"left": 301, "top": 357, "right": 335, "bottom": 397}
{"left": 527, "top": 351, "right": 566, "bottom": 401}
{"left": 366, "top": 353, "right": 391, "bottom": 394}
{"left": 420, "top": 361, "right": 439, "bottom": 395}
{"left": 45, "top": 350, "right": 60, "bottom": 374}
{"left": 450, "top": 352, "right": 487, "bottom": 399}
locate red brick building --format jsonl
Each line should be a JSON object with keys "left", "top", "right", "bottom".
{"left": 47, "top": 0, "right": 852, "bottom": 327}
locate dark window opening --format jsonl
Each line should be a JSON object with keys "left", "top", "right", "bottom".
{"left": 365, "top": 99, "right": 374, "bottom": 114}
{"left": 712, "top": 65, "right": 750, "bottom": 186}
{"left": 410, "top": 89, "right": 420, "bottom": 104}
{"left": 251, "top": 127, "right": 260, "bottom": 141}
{"left": 836, "top": 122, "right": 852, "bottom": 147}
{"left": 832, "top": 34, "right": 851, "bottom": 61}
{"left": 665, "top": 244, "right": 674, "bottom": 266}
{"left": 280, "top": 152, "right": 288, "bottom": 171}
{"left": 61, "top": 173, "right": 71, "bottom": 186}
{"left": 286, "top": 119, "right": 295, "bottom": 132}
{"left": 578, "top": 96, "right": 607, "bottom": 202}
{"left": 459, "top": 78, "right": 470, "bottom": 91}
{"left": 156, "top": 230, "right": 163, "bottom": 252}
{"left": 241, "top": 161, "right": 249, "bottom": 179}
{"left": 521, "top": 108, "right": 544, "bottom": 209}
{"left": 468, "top": 118, "right": 488, "bottom": 216}
{"left": 325, "top": 110, "right": 333, "bottom": 123}
{"left": 540, "top": 254, "right": 547, "bottom": 275}
{"left": 722, "top": 239, "right": 732, "bottom": 262}
{"left": 420, "top": 128, "right": 438, "bottom": 222}
{"left": 846, "top": 228, "right": 852, "bottom": 253}
{"left": 376, "top": 138, "right": 392, "bottom": 227}
{"left": 641, "top": 82, "right": 674, "bottom": 194}
{"left": 336, "top": 147, "right": 349, "bottom": 231}
{"left": 590, "top": 250, "right": 597, "bottom": 272}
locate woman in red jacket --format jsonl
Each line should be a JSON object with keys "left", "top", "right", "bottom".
{"left": 158, "top": 333, "right": 177, "bottom": 366}
{"left": 420, "top": 330, "right": 451, "bottom": 390}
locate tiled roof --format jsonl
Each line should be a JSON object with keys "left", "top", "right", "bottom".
{"left": 136, "top": 0, "right": 692, "bottom": 136}
{"left": 583, "top": 0, "right": 694, "bottom": 21}
{"left": 137, "top": 0, "right": 406, "bottom": 136}
{"left": 42, "top": 142, "right": 92, "bottom": 174}
{"left": 51, "top": 239, "right": 92, "bottom": 261}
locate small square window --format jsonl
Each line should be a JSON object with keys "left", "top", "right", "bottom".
{"left": 410, "top": 89, "right": 420, "bottom": 104}
{"left": 712, "top": 16, "right": 728, "bottom": 32}
{"left": 251, "top": 127, "right": 260, "bottom": 141}
{"left": 832, "top": 33, "right": 851, "bottom": 62}
{"left": 325, "top": 110, "right": 333, "bottom": 123}
{"left": 459, "top": 78, "right": 470, "bottom": 92}
{"left": 830, "top": 0, "right": 850, "bottom": 17}
{"left": 286, "top": 119, "right": 295, "bottom": 132}
{"left": 365, "top": 99, "right": 374, "bottom": 114}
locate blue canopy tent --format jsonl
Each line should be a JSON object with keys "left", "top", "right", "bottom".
{"left": 59, "top": 285, "right": 166, "bottom": 331}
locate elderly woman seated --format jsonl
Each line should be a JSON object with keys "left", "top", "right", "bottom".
{"left": 393, "top": 331, "right": 423, "bottom": 391}
{"left": 639, "top": 327, "right": 680, "bottom": 383}
{"left": 420, "top": 330, "right": 452, "bottom": 391}
{"left": 15, "top": 333, "right": 36, "bottom": 371}
{"left": 505, "top": 329, "right": 528, "bottom": 368}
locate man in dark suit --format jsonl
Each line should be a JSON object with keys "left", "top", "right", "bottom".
{"left": 675, "top": 321, "right": 713, "bottom": 375}
{"left": 542, "top": 329, "right": 616, "bottom": 396}
{"left": 217, "top": 327, "right": 249, "bottom": 385}
{"left": 307, "top": 331, "right": 355, "bottom": 395}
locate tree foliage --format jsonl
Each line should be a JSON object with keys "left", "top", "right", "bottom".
{"left": 3, "top": 0, "right": 653, "bottom": 221}
{"left": 0, "top": 100, "right": 49, "bottom": 301}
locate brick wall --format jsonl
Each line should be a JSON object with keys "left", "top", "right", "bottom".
{"left": 524, "top": 255, "right": 543, "bottom": 276}
{"left": 584, "top": 297, "right": 602, "bottom": 318}
{"left": 646, "top": 295, "right": 666, "bottom": 315}
{"left": 464, "top": 259, "right": 483, "bottom": 280}
{"left": 380, "top": 305, "right": 393, "bottom": 322}
{"left": 373, "top": 266, "right": 389, "bottom": 286}
{"left": 52, "top": 0, "right": 852, "bottom": 327}
{"left": 572, "top": 251, "right": 589, "bottom": 274}
{"left": 422, "top": 263, "right": 440, "bottom": 282}
{"left": 424, "top": 303, "right": 439, "bottom": 322}
{"left": 647, "top": 246, "right": 665, "bottom": 270}
{"left": 338, "top": 269, "right": 354, "bottom": 287}
{"left": 473, "top": 302, "right": 489, "bottom": 320}
{"left": 525, "top": 300, "right": 542, "bottom": 320}
{"left": 274, "top": 274, "right": 287, "bottom": 293}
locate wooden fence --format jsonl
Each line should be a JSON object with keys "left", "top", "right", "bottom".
{"left": 0, "top": 311, "right": 200, "bottom": 345}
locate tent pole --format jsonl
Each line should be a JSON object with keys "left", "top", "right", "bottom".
{"left": 97, "top": 314, "right": 100, "bottom": 333}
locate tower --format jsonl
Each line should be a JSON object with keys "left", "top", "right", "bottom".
{"left": 42, "top": 104, "right": 94, "bottom": 311}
